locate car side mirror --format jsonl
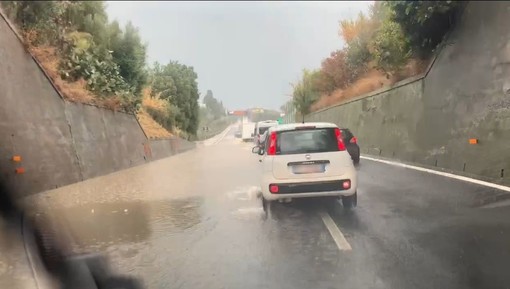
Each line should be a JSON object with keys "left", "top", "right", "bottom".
{"left": 251, "top": 146, "right": 260, "bottom": 154}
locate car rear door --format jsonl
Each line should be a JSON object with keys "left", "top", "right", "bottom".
{"left": 270, "top": 127, "right": 352, "bottom": 180}
{"left": 340, "top": 129, "right": 354, "bottom": 143}
{"left": 340, "top": 128, "right": 359, "bottom": 158}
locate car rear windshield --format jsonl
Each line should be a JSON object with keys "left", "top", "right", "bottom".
{"left": 276, "top": 128, "right": 338, "bottom": 155}
{"left": 258, "top": 126, "right": 271, "bottom": 135}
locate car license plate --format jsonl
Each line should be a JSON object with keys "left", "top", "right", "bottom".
{"left": 292, "top": 164, "right": 325, "bottom": 174}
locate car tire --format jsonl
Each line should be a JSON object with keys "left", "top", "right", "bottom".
{"left": 262, "top": 198, "right": 272, "bottom": 214}
{"left": 353, "top": 150, "right": 360, "bottom": 165}
{"left": 342, "top": 191, "right": 357, "bottom": 209}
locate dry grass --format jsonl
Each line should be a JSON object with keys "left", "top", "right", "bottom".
{"left": 136, "top": 109, "right": 172, "bottom": 139}
{"left": 138, "top": 87, "right": 176, "bottom": 138}
{"left": 17, "top": 30, "right": 173, "bottom": 137}
{"left": 28, "top": 43, "right": 126, "bottom": 111}
{"left": 312, "top": 68, "right": 392, "bottom": 111}
{"left": 23, "top": 39, "right": 192, "bottom": 139}
{"left": 173, "top": 127, "right": 186, "bottom": 139}
{"left": 32, "top": 45, "right": 171, "bottom": 137}
{"left": 102, "top": 96, "right": 123, "bottom": 111}
{"left": 141, "top": 87, "right": 167, "bottom": 112}
{"left": 29, "top": 45, "right": 96, "bottom": 104}
{"left": 312, "top": 58, "right": 430, "bottom": 111}
{"left": 24, "top": 36, "right": 131, "bottom": 111}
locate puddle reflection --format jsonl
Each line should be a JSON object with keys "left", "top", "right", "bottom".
{"left": 34, "top": 196, "right": 204, "bottom": 252}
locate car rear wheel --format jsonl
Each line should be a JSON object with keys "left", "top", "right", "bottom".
{"left": 262, "top": 198, "right": 272, "bottom": 213}
{"left": 353, "top": 150, "right": 360, "bottom": 165}
{"left": 342, "top": 191, "right": 357, "bottom": 209}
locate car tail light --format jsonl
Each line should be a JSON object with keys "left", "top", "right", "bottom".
{"left": 269, "top": 184, "right": 279, "bottom": 193}
{"left": 342, "top": 180, "right": 351, "bottom": 189}
{"left": 350, "top": 137, "right": 357, "bottom": 144}
{"left": 334, "top": 128, "right": 346, "bottom": 151}
{"left": 267, "top": 131, "right": 277, "bottom": 155}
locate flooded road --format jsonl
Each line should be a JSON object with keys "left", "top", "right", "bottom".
{"left": 3, "top": 126, "right": 510, "bottom": 289}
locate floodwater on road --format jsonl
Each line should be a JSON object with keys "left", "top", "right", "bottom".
{"left": 3, "top": 127, "right": 510, "bottom": 289}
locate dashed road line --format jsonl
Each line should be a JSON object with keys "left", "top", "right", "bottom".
{"left": 319, "top": 211, "right": 352, "bottom": 251}
{"left": 203, "top": 126, "right": 234, "bottom": 146}
{"left": 361, "top": 155, "right": 510, "bottom": 193}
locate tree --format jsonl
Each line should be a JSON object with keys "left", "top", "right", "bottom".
{"left": 66, "top": 1, "right": 108, "bottom": 39}
{"left": 340, "top": 11, "right": 371, "bottom": 45}
{"left": 386, "top": 1, "right": 461, "bottom": 58}
{"left": 292, "top": 69, "right": 321, "bottom": 123}
{"left": 203, "top": 90, "right": 226, "bottom": 120}
{"left": 1, "top": 1, "right": 65, "bottom": 45}
{"left": 148, "top": 61, "right": 177, "bottom": 99}
{"left": 149, "top": 61, "right": 200, "bottom": 136}
{"left": 1, "top": 1, "right": 149, "bottom": 111}
{"left": 109, "top": 22, "right": 147, "bottom": 95}
{"left": 340, "top": 11, "right": 376, "bottom": 76}
{"left": 319, "top": 50, "right": 352, "bottom": 94}
{"left": 370, "top": 20, "right": 410, "bottom": 77}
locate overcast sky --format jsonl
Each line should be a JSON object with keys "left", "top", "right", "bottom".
{"left": 106, "top": 1, "right": 372, "bottom": 111}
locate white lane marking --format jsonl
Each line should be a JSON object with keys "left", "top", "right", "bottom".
{"left": 361, "top": 155, "right": 510, "bottom": 193}
{"left": 319, "top": 211, "right": 352, "bottom": 251}
{"left": 211, "top": 126, "right": 232, "bottom": 145}
{"left": 203, "top": 125, "right": 234, "bottom": 146}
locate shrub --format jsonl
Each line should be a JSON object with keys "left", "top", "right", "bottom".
{"left": 370, "top": 20, "right": 410, "bottom": 77}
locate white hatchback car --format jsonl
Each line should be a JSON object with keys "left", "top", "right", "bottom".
{"left": 252, "top": 122, "right": 358, "bottom": 208}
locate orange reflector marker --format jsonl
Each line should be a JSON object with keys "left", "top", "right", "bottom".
{"left": 469, "top": 138, "right": 478, "bottom": 145}
{"left": 12, "top": 155, "right": 22, "bottom": 162}
{"left": 15, "top": 168, "right": 25, "bottom": 174}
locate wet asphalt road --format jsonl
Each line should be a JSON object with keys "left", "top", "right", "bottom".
{"left": 3, "top": 126, "right": 510, "bottom": 289}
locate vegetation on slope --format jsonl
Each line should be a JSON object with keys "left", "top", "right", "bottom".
{"left": 291, "top": 1, "right": 461, "bottom": 116}
{"left": 0, "top": 1, "right": 202, "bottom": 138}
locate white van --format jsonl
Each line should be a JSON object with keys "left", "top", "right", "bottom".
{"left": 241, "top": 122, "right": 256, "bottom": 142}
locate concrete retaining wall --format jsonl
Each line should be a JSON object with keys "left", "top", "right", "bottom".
{"left": 307, "top": 1, "right": 510, "bottom": 185}
{"left": 0, "top": 13, "right": 195, "bottom": 196}
{"left": 64, "top": 102, "right": 149, "bottom": 180}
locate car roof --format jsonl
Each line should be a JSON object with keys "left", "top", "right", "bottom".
{"left": 268, "top": 122, "right": 338, "bottom": 132}
{"left": 257, "top": 120, "right": 278, "bottom": 125}
{"left": 259, "top": 123, "right": 278, "bottom": 128}
{"left": 257, "top": 120, "right": 278, "bottom": 128}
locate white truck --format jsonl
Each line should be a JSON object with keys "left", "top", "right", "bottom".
{"left": 241, "top": 121, "right": 256, "bottom": 142}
